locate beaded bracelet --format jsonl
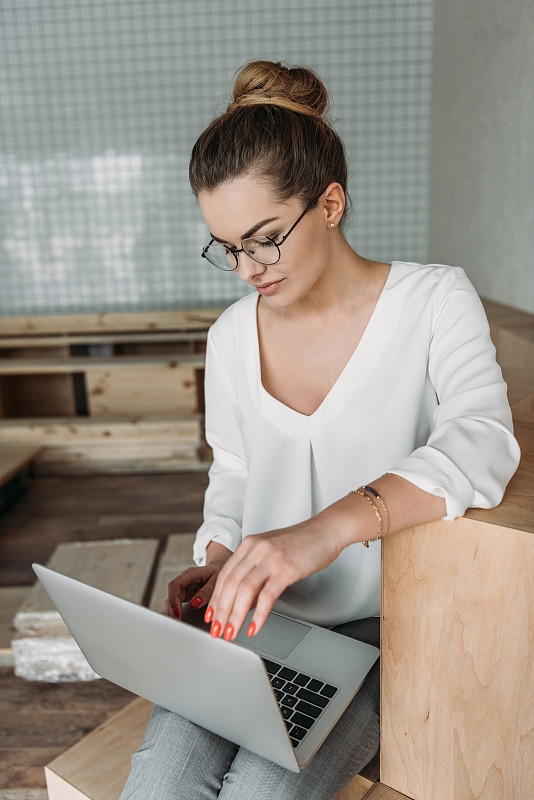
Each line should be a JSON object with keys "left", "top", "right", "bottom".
{"left": 351, "top": 489, "right": 382, "bottom": 547}
{"left": 363, "top": 485, "right": 390, "bottom": 539}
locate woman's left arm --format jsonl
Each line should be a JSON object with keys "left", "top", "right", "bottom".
{"left": 207, "top": 475, "right": 445, "bottom": 641}
{"left": 208, "top": 268, "right": 521, "bottom": 640}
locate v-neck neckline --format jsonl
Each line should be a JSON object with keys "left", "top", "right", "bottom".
{"left": 253, "top": 262, "right": 396, "bottom": 421}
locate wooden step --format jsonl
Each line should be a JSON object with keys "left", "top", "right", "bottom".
{"left": 45, "top": 697, "right": 153, "bottom": 800}
{"left": 44, "top": 694, "right": 377, "bottom": 800}
{"left": 0, "top": 445, "right": 41, "bottom": 486}
{"left": 12, "top": 539, "right": 159, "bottom": 681}
{"left": 0, "top": 586, "right": 27, "bottom": 667}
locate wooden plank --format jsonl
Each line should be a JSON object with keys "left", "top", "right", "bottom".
{"left": 32, "top": 446, "right": 209, "bottom": 476}
{"left": 335, "top": 774, "right": 375, "bottom": 800}
{"left": 12, "top": 539, "right": 159, "bottom": 682}
{"left": 85, "top": 365, "right": 198, "bottom": 417}
{"left": 0, "top": 330, "right": 209, "bottom": 349}
{"left": 44, "top": 697, "right": 153, "bottom": 800}
{"left": 380, "top": 517, "right": 534, "bottom": 800}
{"left": 0, "top": 446, "right": 41, "bottom": 484}
{"left": 0, "top": 791, "right": 49, "bottom": 799}
{"left": 0, "top": 355, "right": 205, "bottom": 375}
{"left": 0, "top": 309, "right": 223, "bottom": 336}
{"left": 148, "top": 533, "right": 196, "bottom": 612}
{"left": 362, "top": 784, "right": 412, "bottom": 799}
{"left": 14, "top": 540, "right": 159, "bottom": 635}
{"left": 0, "top": 416, "right": 202, "bottom": 444}
{"left": 0, "top": 587, "right": 26, "bottom": 666}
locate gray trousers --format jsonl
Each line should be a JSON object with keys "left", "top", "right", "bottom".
{"left": 119, "top": 617, "right": 380, "bottom": 800}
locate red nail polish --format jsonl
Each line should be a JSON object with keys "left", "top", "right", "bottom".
{"left": 247, "top": 622, "right": 256, "bottom": 637}
{"left": 172, "top": 605, "right": 180, "bottom": 618}
{"left": 211, "top": 620, "right": 221, "bottom": 638}
{"left": 190, "top": 597, "right": 202, "bottom": 609}
{"left": 205, "top": 606, "right": 214, "bottom": 623}
{"left": 223, "top": 623, "right": 234, "bottom": 641}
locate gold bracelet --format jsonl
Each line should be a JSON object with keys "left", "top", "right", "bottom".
{"left": 363, "top": 485, "right": 390, "bottom": 538}
{"left": 351, "top": 489, "right": 382, "bottom": 547}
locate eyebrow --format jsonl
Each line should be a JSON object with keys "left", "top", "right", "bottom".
{"left": 210, "top": 216, "right": 280, "bottom": 245}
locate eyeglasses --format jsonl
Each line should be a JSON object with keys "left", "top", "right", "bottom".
{"left": 201, "top": 189, "right": 325, "bottom": 272}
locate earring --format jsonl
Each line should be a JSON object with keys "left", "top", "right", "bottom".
{"left": 330, "top": 222, "right": 335, "bottom": 228}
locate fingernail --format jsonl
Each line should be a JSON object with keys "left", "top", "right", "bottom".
{"left": 211, "top": 620, "right": 221, "bottom": 638}
{"left": 204, "top": 606, "right": 214, "bottom": 623}
{"left": 247, "top": 622, "right": 256, "bottom": 637}
{"left": 223, "top": 623, "right": 234, "bottom": 641}
{"left": 172, "top": 605, "right": 180, "bottom": 618}
{"left": 190, "top": 597, "right": 202, "bottom": 609}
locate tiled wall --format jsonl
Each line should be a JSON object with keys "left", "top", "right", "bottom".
{"left": 0, "top": 0, "right": 433, "bottom": 314}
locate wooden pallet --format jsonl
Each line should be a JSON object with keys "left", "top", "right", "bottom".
{"left": 12, "top": 539, "right": 160, "bottom": 682}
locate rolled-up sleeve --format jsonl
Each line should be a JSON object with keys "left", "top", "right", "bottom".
{"left": 388, "top": 267, "right": 521, "bottom": 520}
{"left": 193, "top": 326, "right": 247, "bottom": 565}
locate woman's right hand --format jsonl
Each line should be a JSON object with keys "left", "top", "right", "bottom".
{"left": 163, "top": 541, "right": 232, "bottom": 620}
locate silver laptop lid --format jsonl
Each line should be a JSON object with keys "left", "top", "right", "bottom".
{"left": 33, "top": 563, "right": 300, "bottom": 771}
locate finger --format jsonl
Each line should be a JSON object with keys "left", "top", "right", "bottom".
{"left": 167, "top": 567, "right": 214, "bottom": 620}
{"left": 248, "top": 573, "right": 291, "bottom": 636}
{"left": 188, "top": 570, "right": 218, "bottom": 611}
{"left": 211, "top": 556, "right": 273, "bottom": 640}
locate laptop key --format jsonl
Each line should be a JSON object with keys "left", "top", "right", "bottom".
{"left": 290, "top": 738, "right": 299, "bottom": 748}
{"left": 281, "top": 694, "right": 298, "bottom": 708}
{"left": 291, "top": 725, "right": 307, "bottom": 740}
{"left": 295, "top": 700, "right": 321, "bottom": 719}
{"left": 294, "top": 673, "right": 310, "bottom": 686}
{"left": 307, "top": 679, "right": 323, "bottom": 692}
{"left": 297, "top": 688, "right": 328, "bottom": 708}
{"left": 320, "top": 683, "right": 338, "bottom": 698}
{"left": 284, "top": 719, "right": 293, "bottom": 731}
{"left": 263, "top": 658, "right": 281, "bottom": 675}
{"left": 291, "top": 711, "right": 315, "bottom": 728}
{"left": 274, "top": 689, "right": 284, "bottom": 702}
{"left": 281, "top": 706, "right": 293, "bottom": 720}
{"left": 271, "top": 676, "right": 286, "bottom": 690}
{"left": 283, "top": 682, "right": 299, "bottom": 695}
{"left": 278, "top": 666, "right": 297, "bottom": 681}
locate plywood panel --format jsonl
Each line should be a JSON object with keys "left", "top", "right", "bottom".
{"left": 86, "top": 365, "right": 197, "bottom": 417}
{"left": 381, "top": 517, "right": 534, "bottom": 800}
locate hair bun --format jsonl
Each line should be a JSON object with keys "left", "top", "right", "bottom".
{"left": 229, "top": 60, "right": 329, "bottom": 119}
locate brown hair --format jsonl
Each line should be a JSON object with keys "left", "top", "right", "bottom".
{"left": 189, "top": 61, "right": 350, "bottom": 223}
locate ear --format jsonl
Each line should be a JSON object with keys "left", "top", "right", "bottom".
{"left": 321, "top": 183, "right": 345, "bottom": 228}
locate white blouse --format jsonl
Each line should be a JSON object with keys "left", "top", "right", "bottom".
{"left": 193, "top": 262, "right": 521, "bottom": 626}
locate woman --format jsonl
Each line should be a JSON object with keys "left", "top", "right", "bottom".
{"left": 121, "top": 60, "right": 520, "bottom": 799}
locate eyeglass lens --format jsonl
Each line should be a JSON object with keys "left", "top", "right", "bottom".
{"left": 205, "top": 236, "right": 280, "bottom": 271}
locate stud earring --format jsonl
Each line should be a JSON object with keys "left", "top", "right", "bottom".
{"left": 330, "top": 222, "right": 335, "bottom": 228}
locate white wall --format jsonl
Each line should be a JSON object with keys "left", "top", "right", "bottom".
{"left": 428, "top": 0, "right": 534, "bottom": 313}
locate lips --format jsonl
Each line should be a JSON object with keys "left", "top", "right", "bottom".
{"left": 255, "top": 278, "right": 285, "bottom": 296}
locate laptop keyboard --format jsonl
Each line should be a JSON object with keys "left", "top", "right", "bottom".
{"left": 262, "top": 658, "right": 338, "bottom": 749}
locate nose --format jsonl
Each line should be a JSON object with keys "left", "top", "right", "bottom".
{"left": 236, "top": 254, "right": 267, "bottom": 283}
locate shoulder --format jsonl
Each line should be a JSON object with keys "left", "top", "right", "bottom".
{"left": 389, "top": 261, "right": 480, "bottom": 312}
{"left": 207, "top": 291, "right": 257, "bottom": 355}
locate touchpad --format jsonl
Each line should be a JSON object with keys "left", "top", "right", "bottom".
{"left": 235, "top": 612, "right": 311, "bottom": 659}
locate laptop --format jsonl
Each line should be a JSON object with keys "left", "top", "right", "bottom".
{"left": 33, "top": 562, "right": 379, "bottom": 772}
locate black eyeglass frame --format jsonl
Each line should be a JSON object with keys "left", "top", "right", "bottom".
{"left": 201, "top": 188, "right": 327, "bottom": 272}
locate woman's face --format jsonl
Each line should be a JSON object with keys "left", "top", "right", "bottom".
{"left": 197, "top": 175, "right": 332, "bottom": 310}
